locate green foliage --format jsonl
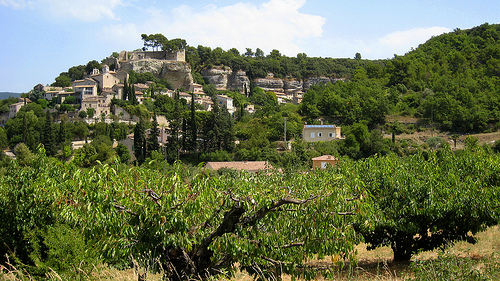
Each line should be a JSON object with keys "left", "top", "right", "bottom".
{"left": 79, "top": 109, "right": 87, "bottom": 118}
{"left": 147, "top": 116, "right": 161, "bottom": 158}
{"left": 0, "top": 127, "right": 8, "bottom": 149}
{"left": 1, "top": 143, "right": 499, "bottom": 279}
{"left": 72, "top": 144, "right": 98, "bottom": 167}
{"left": 42, "top": 111, "right": 57, "bottom": 156}
{"left": 426, "top": 136, "right": 444, "bottom": 149}
{"left": 411, "top": 253, "right": 500, "bottom": 280}
{"left": 300, "top": 81, "right": 389, "bottom": 127}
{"left": 59, "top": 162, "right": 364, "bottom": 280}
{"left": 52, "top": 74, "right": 72, "bottom": 87}
{"left": 29, "top": 224, "right": 100, "bottom": 277}
{"left": 115, "top": 143, "right": 131, "bottom": 163}
{"left": 200, "top": 150, "right": 233, "bottom": 162}
{"left": 91, "top": 135, "right": 116, "bottom": 163}
{"left": 19, "top": 102, "right": 44, "bottom": 117}
{"left": 85, "top": 60, "right": 101, "bottom": 75}
{"left": 134, "top": 118, "right": 147, "bottom": 165}
{"left": 14, "top": 143, "right": 36, "bottom": 166}
{"left": 351, "top": 149, "right": 500, "bottom": 261}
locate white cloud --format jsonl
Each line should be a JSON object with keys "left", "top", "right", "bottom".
{"left": 307, "top": 26, "right": 453, "bottom": 60}
{"left": 36, "top": 0, "right": 123, "bottom": 22}
{"left": 0, "top": 0, "right": 33, "bottom": 9}
{"left": 379, "top": 27, "right": 451, "bottom": 49}
{"left": 99, "top": 23, "right": 142, "bottom": 50}
{"left": 108, "top": 0, "right": 325, "bottom": 56}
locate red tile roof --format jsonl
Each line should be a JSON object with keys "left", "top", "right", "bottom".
{"left": 205, "top": 161, "right": 273, "bottom": 172}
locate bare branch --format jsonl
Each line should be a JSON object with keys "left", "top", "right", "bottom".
{"left": 261, "top": 255, "right": 280, "bottom": 265}
{"left": 240, "top": 195, "right": 318, "bottom": 227}
{"left": 113, "top": 200, "right": 138, "bottom": 216}
{"left": 141, "top": 188, "right": 162, "bottom": 209}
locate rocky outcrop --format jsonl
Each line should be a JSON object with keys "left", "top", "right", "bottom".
{"left": 228, "top": 70, "right": 250, "bottom": 94}
{"left": 201, "top": 68, "right": 232, "bottom": 90}
{"left": 201, "top": 66, "right": 346, "bottom": 94}
{"left": 121, "top": 59, "right": 193, "bottom": 90}
{"left": 283, "top": 79, "right": 303, "bottom": 94}
{"left": 303, "top": 76, "right": 333, "bottom": 91}
{"left": 253, "top": 77, "right": 284, "bottom": 93}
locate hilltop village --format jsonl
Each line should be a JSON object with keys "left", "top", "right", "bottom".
{"left": 3, "top": 48, "right": 347, "bottom": 125}
{"left": 3, "top": 24, "right": 500, "bottom": 169}
{"left": 1, "top": 46, "right": 347, "bottom": 167}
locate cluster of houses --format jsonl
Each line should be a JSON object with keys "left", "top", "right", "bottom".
{"left": 1, "top": 64, "right": 243, "bottom": 125}
{"left": 1, "top": 47, "right": 345, "bottom": 171}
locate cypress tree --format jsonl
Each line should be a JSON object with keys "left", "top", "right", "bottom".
{"left": 147, "top": 115, "right": 160, "bottom": 157}
{"left": 133, "top": 118, "right": 147, "bottom": 165}
{"left": 58, "top": 118, "right": 66, "bottom": 145}
{"left": 166, "top": 91, "right": 182, "bottom": 162}
{"left": 123, "top": 78, "right": 129, "bottom": 100}
{"left": 42, "top": 111, "right": 57, "bottom": 156}
{"left": 188, "top": 92, "right": 198, "bottom": 152}
{"left": 128, "top": 82, "right": 138, "bottom": 105}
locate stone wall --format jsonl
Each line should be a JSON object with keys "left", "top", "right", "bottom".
{"left": 117, "top": 49, "right": 185, "bottom": 63}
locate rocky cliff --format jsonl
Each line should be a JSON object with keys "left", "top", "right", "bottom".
{"left": 201, "top": 68, "right": 232, "bottom": 90}
{"left": 202, "top": 66, "right": 344, "bottom": 94}
{"left": 201, "top": 68, "right": 250, "bottom": 94}
{"left": 121, "top": 59, "right": 193, "bottom": 90}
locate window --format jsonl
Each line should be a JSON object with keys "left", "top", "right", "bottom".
{"left": 329, "top": 132, "right": 336, "bottom": 138}
{"left": 318, "top": 132, "right": 323, "bottom": 137}
{"left": 310, "top": 133, "right": 315, "bottom": 139}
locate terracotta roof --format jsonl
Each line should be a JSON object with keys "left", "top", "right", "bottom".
{"left": 312, "top": 155, "right": 338, "bottom": 161}
{"left": 205, "top": 161, "right": 273, "bottom": 172}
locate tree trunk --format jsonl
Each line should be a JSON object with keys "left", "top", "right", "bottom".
{"left": 164, "top": 203, "right": 245, "bottom": 280}
{"left": 391, "top": 241, "right": 413, "bottom": 262}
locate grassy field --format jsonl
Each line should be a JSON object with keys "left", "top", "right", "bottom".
{"left": 2, "top": 226, "right": 498, "bottom": 280}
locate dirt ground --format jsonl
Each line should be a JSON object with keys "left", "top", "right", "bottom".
{"left": 386, "top": 130, "right": 500, "bottom": 149}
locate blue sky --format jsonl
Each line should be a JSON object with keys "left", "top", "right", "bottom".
{"left": 1, "top": 0, "right": 498, "bottom": 93}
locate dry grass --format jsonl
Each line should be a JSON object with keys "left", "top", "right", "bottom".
{"left": 1, "top": 226, "right": 498, "bottom": 280}
{"left": 386, "top": 127, "right": 500, "bottom": 149}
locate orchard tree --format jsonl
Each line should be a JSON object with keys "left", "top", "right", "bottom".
{"left": 350, "top": 149, "right": 500, "bottom": 261}
{"left": 61, "top": 163, "right": 368, "bottom": 280}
